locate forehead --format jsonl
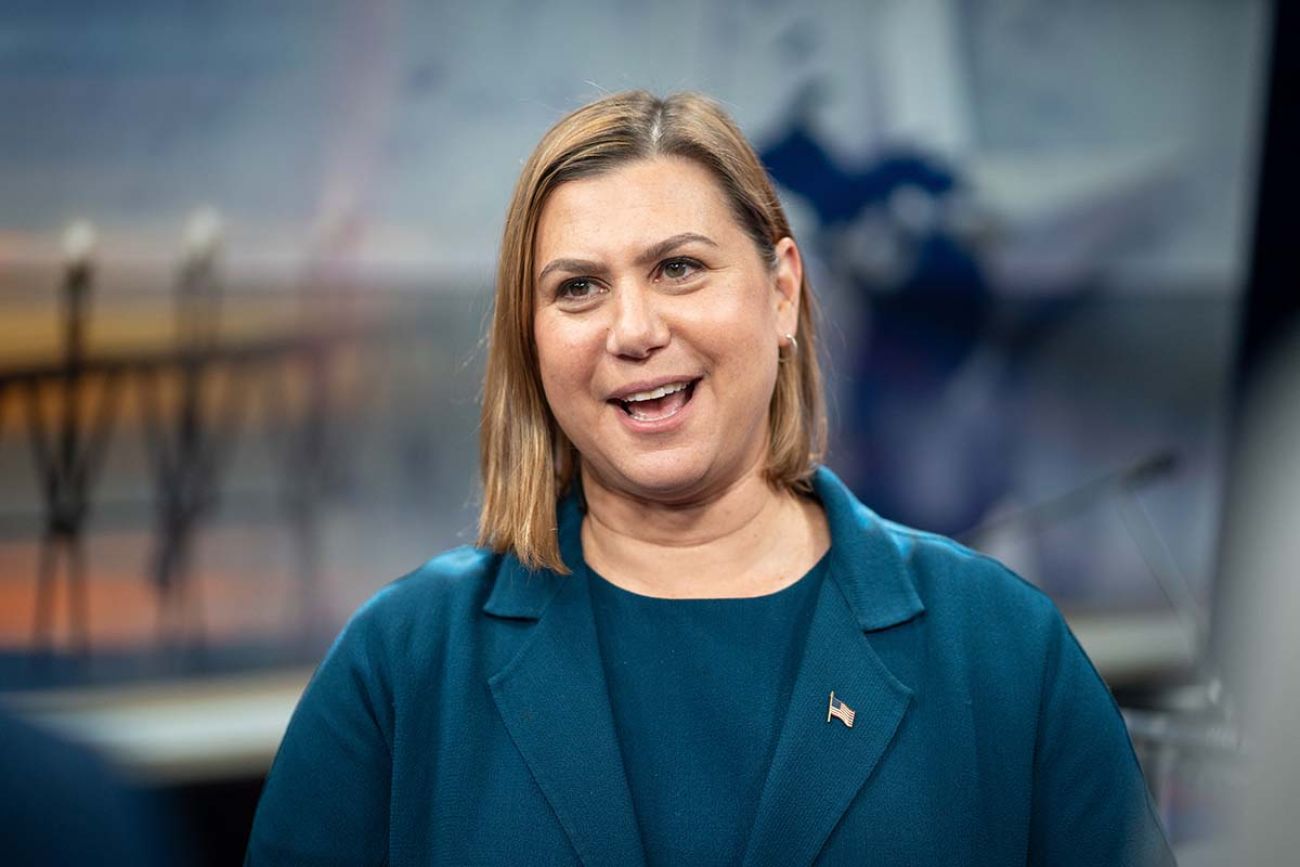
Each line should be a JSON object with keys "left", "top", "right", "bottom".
{"left": 533, "top": 157, "right": 743, "bottom": 267}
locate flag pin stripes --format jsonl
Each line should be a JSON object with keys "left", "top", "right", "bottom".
{"left": 827, "top": 691, "right": 856, "bottom": 728}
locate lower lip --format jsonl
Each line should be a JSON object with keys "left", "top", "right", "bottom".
{"left": 612, "top": 381, "right": 699, "bottom": 434}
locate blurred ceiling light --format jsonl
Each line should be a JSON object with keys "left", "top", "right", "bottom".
{"left": 184, "top": 207, "right": 224, "bottom": 259}
{"left": 61, "top": 219, "right": 97, "bottom": 267}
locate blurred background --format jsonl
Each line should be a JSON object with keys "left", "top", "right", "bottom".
{"left": 0, "top": 0, "right": 1285, "bottom": 862}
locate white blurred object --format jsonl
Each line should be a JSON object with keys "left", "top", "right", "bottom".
{"left": 2, "top": 670, "right": 312, "bottom": 785}
{"left": 1218, "top": 325, "right": 1300, "bottom": 863}
{"left": 873, "top": 0, "right": 971, "bottom": 155}
{"left": 61, "top": 219, "right": 97, "bottom": 267}
{"left": 183, "top": 206, "right": 224, "bottom": 259}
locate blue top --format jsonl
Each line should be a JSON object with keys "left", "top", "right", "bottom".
{"left": 246, "top": 466, "right": 1175, "bottom": 866}
{"left": 588, "top": 555, "right": 827, "bottom": 864}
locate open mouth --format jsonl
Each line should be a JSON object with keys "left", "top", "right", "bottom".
{"left": 610, "top": 378, "right": 700, "bottom": 422}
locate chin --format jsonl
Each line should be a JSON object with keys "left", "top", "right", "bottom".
{"left": 597, "top": 453, "right": 718, "bottom": 504}
{"left": 623, "top": 468, "right": 709, "bottom": 503}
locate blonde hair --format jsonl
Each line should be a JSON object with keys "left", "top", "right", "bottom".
{"left": 479, "top": 90, "right": 826, "bottom": 572}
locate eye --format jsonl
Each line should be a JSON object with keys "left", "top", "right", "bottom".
{"left": 557, "top": 278, "right": 597, "bottom": 300}
{"left": 659, "top": 257, "right": 703, "bottom": 282}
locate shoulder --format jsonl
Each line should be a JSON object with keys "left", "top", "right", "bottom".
{"left": 879, "top": 519, "right": 1058, "bottom": 626}
{"left": 814, "top": 465, "right": 1058, "bottom": 640}
{"left": 860, "top": 516, "right": 1077, "bottom": 686}
{"left": 321, "top": 545, "right": 505, "bottom": 679}
{"left": 353, "top": 545, "right": 500, "bottom": 625}
{"left": 859, "top": 518, "right": 1124, "bottom": 748}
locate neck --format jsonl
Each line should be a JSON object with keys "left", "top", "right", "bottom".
{"left": 579, "top": 461, "right": 829, "bottom": 599}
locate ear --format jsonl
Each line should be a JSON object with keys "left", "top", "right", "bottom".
{"left": 771, "top": 236, "right": 803, "bottom": 338}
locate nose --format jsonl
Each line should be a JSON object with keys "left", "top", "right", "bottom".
{"left": 606, "top": 284, "right": 669, "bottom": 359}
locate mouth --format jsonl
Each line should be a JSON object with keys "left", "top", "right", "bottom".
{"left": 608, "top": 378, "right": 700, "bottom": 423}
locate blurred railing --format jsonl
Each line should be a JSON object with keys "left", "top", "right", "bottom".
{"left": 0, "top": 220, "right": 461, "bottom": 657}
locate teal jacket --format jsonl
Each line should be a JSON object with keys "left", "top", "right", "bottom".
{"left": 247, "top": 467, "right": 1174, "bottom": 865}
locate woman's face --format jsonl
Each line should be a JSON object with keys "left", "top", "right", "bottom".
{"left": 532, "top": 156, "right": 801, "bottom": 504}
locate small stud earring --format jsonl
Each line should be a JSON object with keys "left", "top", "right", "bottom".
{"left": 784, "top": 333, "right": 799, "bottom": 355}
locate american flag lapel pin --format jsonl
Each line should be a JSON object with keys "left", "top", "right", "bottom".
{"left": 827, "top": 690, "right": 856, "bottom": 728}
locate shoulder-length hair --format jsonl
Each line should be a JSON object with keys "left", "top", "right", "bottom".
{"left": 479, "top": 90, "right": 826, "bottom": 572}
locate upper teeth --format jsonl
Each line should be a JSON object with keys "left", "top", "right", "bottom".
{"left": 623, "top": 381, "right": 690, "bottom": 402}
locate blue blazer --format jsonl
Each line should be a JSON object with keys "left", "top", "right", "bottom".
{"left": 247, "top": 467, "right": 1174, "bottom": 865}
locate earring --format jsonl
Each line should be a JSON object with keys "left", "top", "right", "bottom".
{"left": 784, "top": 333, "right": 799, "bottom": 355}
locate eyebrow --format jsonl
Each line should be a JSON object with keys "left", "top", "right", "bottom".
{"left": 536, "top": 232, "right": 719, "bottom": 284}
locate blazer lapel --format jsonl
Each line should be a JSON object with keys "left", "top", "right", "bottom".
{"left": 486, "top": 498, "right": 646, "bottom": 867}
{"left": 739, "top": 570, "right": 914, "bottom": 867}
{"left": 740, "top": 467, "right": 924, "bottom": 866}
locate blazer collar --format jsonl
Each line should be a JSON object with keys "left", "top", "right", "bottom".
{"left": 483, "top": 465, "right": 926, "bottom": 631}
{"left": 738, "top": 467, "right": 920, "bottom": 865}
{"left": 484, "top": 466, "right": 922, "bottom": 866}
{"left": 481, "top": 483, "right": 585, "bottom": 619}
{"left": 813, "top": 465, "right": 926, "bottom": 631}
{"left": 485, "top": 489, "right": 646, "bottom": 866}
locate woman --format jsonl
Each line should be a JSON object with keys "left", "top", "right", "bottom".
{"left": 247, "top": 91, "right": 1174, "bottom": 865}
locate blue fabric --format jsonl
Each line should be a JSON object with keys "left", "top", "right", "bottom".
{"left": 246, "top": 466, "right": 1176, "bottom": 866}
{"left": 588, "top": 555, "right": 827, "bottom": 865}
{"left": 0, "top": 710, "right": 180, "bottom": 867}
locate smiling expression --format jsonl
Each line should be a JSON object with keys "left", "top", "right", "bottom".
{"left": 532, "top": 156, "right": 802, "bottom": 504}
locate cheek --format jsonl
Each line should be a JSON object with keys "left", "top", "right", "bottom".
{"left": 535, "top": 318, "right": 599, "bottom": 405}
{"left": 693, "top": 299, "right": 781, "bottom": 411}
{"left": 684, "top": 289, "right": 776, "bottom": 366}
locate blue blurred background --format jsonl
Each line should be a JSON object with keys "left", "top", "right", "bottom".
{"left": 0, "top": 1, "right": 1276, "bottom": 862}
